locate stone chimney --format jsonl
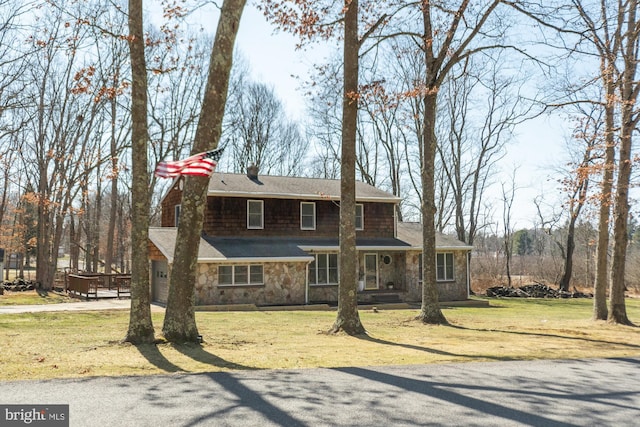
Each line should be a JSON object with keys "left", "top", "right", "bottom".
{"left": 247, "top": 163, "right": 259, "bottom": 180}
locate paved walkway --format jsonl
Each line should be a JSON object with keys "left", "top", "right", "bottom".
{"left": 0, "top": 299, "right": 165, "bottom": 314}
{"left": 0, "top": 296, "right": 486, "bottom": 315}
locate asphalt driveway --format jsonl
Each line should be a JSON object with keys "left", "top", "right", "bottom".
{"left": 1, "top": 357, "right": 639, "bottom": 426}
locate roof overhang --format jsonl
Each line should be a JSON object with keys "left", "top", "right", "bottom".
{"left": 149, "top": 227, "right": 472, "bottom": 266}
{"left": 436, "top": 245, "right": 474, "bottom": 251}
{"left": 196, "top": 256, "right": 313, "bottom": 263}
{"left": 206, "top": 190, "right": 401, "bottom": 204}
{"left": 298, "top": 245, "right": 416, "bottom": 252}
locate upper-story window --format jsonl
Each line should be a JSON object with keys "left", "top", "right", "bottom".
{"left": 355, "top": 204, "right": 364, "bottom": 230}
{"left": 301, "top": 202, "right": 316, "bottom": 230}
{"left": 174, "top": 204, "right": 181, "bottom": 227}
{"left": 247, "top": 200, "right": 264, "bottom": 229}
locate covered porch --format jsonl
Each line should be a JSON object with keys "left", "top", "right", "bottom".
{"left": 307, "top": 249, "right": 419, "bottom": 305}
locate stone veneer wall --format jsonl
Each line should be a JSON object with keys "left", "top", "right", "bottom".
{"left": 404, "top": 250, "right": 469, "bottom": 302}
{"left": 440, "top": 250, "right": 469, "bottom": 301}
{"left": 308, "top": 285, "right": 338, "bottom": 303}
{"left": 404, "top": 251, "right": 422, "bottom": 302}
{"left": 194, "top": 261, "right": 308, "bottom": 306}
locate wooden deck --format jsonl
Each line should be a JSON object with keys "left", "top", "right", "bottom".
{"left": 65, "top": 273, "right": 131, "bottom": 300}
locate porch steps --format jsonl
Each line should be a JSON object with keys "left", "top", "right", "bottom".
{"left": 369, "top": 294, "right": 402, "bottom": 304}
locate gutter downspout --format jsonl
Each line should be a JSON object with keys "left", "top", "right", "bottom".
{"left": 305, "top": 260, "right": 311, "bottom": 304}
{"left": 466, "top": 251, "right": 471, "bottom": 298}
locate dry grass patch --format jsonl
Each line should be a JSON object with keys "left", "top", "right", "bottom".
{"left": 0, "top": 297, "right": 638, "bottom": 381}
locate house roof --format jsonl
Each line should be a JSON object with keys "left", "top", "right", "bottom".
{"left": 207, "top": 173, "right": 402, "bottom": 203}
{"left": 149, "top": 223, "right": 471, "bottom": 264}
{"left": 397, "top": 222, "right": 474, "bottom": 250}
{"left": 149, "top": 228, "right": 315, "bottom": 263}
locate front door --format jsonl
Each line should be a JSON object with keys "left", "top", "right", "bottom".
{"left": 364, "top": 253, "right": 378, "bottom": 290}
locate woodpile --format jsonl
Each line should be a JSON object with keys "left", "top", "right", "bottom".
{"left": 486, "top": 282, "right": 592, "bottom": 298}
{"left": 2, "top": 278, "right": 37, "bottom": 292}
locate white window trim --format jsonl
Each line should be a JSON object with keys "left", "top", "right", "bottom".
{"left": 218, "top": 264, "right": 264, "bottom": 286}
{"left": 436, "top": 252, "right": 455, "bottom": 282}
{"left": 247, "top": 200, "right": 264, "bottom": 229}
{"left": 308, "top": 253, "right": 339, "bottom": 286}
{"left": 300, "top": 202, "right": 316, "bottom": 230}
{"left": 355, "top": 204, "right": 364, "bottom": 230}
{"left": 174, "top": 204, "right": 181, "bottom": 227}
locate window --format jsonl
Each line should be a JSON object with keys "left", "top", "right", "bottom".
{"left": 355, "top": 204, "right": 364, "bottom": 230}
{"left": 436, "top": 253, "right": 454, "bottom": 281}
{"left": 247, "top": 200, "right": 263, "bottom": 229}
{"left": 218, "top": 264, "right": 263, "bottom": 286}
{"left": 219, "top": 265, "right": 233, "bottom": 284}
{"left": 308, "top": 253, "right": 338, "bottom": 285}
{"left": 174, "top": 204, "right": 181, "bottom": 227}
{"left": 301, "top": 202, "right": 316, "bottom": 230}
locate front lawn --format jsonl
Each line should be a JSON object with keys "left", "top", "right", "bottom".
{"left": 0, "top": 297, "right": 638, "bottom": 381}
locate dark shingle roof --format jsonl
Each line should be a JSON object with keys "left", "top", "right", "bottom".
{"left": 208, "top": 173, "right": 400, "bottom": 202}
{"left": 397, "top": 222, "right": 473, "bottom": 250}
{"left": 149, "top": 228, "right": 314, "bottom": 263}
{"left": 149, "top": 223, "right": 471, "bottom": 264}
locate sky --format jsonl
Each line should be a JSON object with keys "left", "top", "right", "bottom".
{"left": 178, "top": 2, "right": 571, "bottom": 229}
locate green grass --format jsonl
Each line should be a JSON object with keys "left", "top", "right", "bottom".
{"left": 0, "top": 290, "right": 74, "bottom": 305}
{"left": 0, "top": 297, "right": 638, "bottom": 381}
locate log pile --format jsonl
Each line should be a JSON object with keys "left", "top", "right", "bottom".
{"left": 486, "top": 283, "right": 592, "bottom": 299}
{"left": 2, "top": 278, "right": 37, "bottom": 292}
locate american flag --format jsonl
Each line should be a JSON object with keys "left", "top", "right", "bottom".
{"left": 154, "top": 147, "right": 224, "bottom": 179}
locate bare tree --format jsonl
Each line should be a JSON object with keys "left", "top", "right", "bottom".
{"left": 304, "top": 58, "right": 343, "bottom": 179}
{"left": 557, "top": 110, "right": 600, "bottom": 292}
{"left": 147, "top": 29, "right": 211, "bottom": 219}
{"left": 162, "top": 0, "right": 247, "bottom": 343}
{"left": 261, "top": 0, "right": 390, "bottom": 335}
{"left": 17, "top": 2, "right": 116, "bottom": 288}
{"left": 124, "top": 0, "right": 156, "bottom": 344}
{"left": 225, "top": 80, "right": 305, "bottom": 176}
{"left": 412, "top": 0, "right": 508, "bottom": 324}
{"left": 96, "top": 30, "right": 131, "bottom": 275}
{"left": 328, "top": 0, "right": 366, "bottom": 335}
{"left": 437, "top": 53, "right": 525, "bottom": 247}
{"left": 609, "top": 0, "right": 638, "bottom": 325}
{"left": 501, "top": 170, "right": 518, "bottom": 288}
{"left": 506, "top": 0, "right": 634, "bottom": 324}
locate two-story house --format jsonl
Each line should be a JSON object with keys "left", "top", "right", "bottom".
{"left": 148, "top": 168, "right": 472, "bottom": 307}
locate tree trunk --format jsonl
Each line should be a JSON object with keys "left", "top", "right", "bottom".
{"left": 417, "top": 91, "right": 447, "bottom": 325}
{"left": 70, "top": 213, "right": 79, "bottom": 272}
{"left": 124, "top": 0, "right": 156, "bottom": 344}
{"left": 36, "top": 172, "right": 52, "bottom": 289}
{"left": 93, "top": 172, "right": 102, "bottom": 272}
{"left": 608, "top": 0, "right": 636, "bottom": 326}
{"left": 330, "top": 0, "right": 365, "bottom": 335}
{"left": 162, "top": 0, "right": 247, "bottom": 343}
{"left": 609, "top": 124, "right": 632, "bottom": 325}
{"left": 593, "top": 81, "right": 615, "bottom": 320}
{"left": 559, "top": 219, "right": 577, "bottom": 292}
{"left": 105, "top": 95, "right": 118, "bottom": 275}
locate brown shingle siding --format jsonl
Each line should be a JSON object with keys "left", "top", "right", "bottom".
{"left": 160, "top": 175, "right": 398, "bottom": 239}
{"left": 161, "top": 181, "right": 183, "bottom": 227}
{"left": 358, "top": 202, "right": 395, "bottom": 238}
{"left": 200, "top": 196, "right": 396, "bottom": 238}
